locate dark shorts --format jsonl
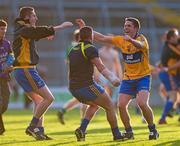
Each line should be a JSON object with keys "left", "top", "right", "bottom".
{"left": 119, "top": 75, "right": 151, "bottom": 97}
{"left": 69, "top": 82, "right": 105, "bottom": 103}
{"left": 159, "top": 71, "right": 179, "bottom": 91}
{"left": 13, "top": 68, "right": 45, "bottom": 92}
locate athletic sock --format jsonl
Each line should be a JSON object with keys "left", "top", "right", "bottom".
{"left": 59, "top": 107, "right": 66, "bottom": 114}
{"left": 125, "top": 126, "right": 133, "bottom": 133}
{"left": 79, "top": 118, "right": 89, "bottom": 133}
{"left": 111, "top": 127, "right": 122, "bottom": 138}
{"left": 148, "top": 124, "right": 157, "bottom": 132}
{"left": 30, "top": 117, "right": 39, "bottom": 127}
{"left": 161, "top": 99, "right": 173, "bottom": 120}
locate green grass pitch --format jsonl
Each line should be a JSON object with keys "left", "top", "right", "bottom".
{"left": 0, "top": 108, "right": 180, "bottom": 146}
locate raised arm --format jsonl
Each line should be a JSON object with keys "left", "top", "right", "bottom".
{"left": 53, "top": 21, "right": 73, "bottom": 31}
{"left": 21, "top": 21, "right": 73, "bottom": 40}
{"left": 166, "top": 60, "right": 180, "bottom": 71}
{"left": 47, "top": 21, "right": 73, "bottom": 40}
{"left": 76, "top": 19, "right": 113, "bottom": 45}
{"left": 21, "top": 26, "right": 55, "bottom": 40}
{"left": 124, "top": 35, "right": 146, "bottom": 49}
{"left": 91, "top": 57, "right": 120, "bottom": 87}
{"left": 168, "top": 44, "right": 180, "bottom": 56}
{"left": 94, "top": 31, "right": 114, "bottom": 45}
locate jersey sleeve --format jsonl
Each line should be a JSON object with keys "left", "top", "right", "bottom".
{"left": 85, "top": 46, "right": 99, "bottom": 60}
{"left": 5, "top": 41, "right": 14, "bottom": 66}
{"left": 138, "top": 35, "right": 149, "bottom": 50}
{"left": 20, "top": 26, "right": 55, "bottom": 40}
{"left": 111, "top": 36, "right": 124, "bottom": 49}
{"left": 6, "top": 41, "right": 12, "bottom": 53}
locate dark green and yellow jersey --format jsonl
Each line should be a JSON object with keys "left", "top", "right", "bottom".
{"left": 161, "top": 42, "right": 180, "bottom": 75}
{"left": 68, "top": 41, "right": 99, "bottom": 89}
{"left": 65, "top": 41, "right": 78, "bottom": 60}
{"left": 13, "top": 18, "right": 55, "bottom": 67}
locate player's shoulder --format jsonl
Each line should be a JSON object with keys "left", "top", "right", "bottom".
{"left": 84, "top": 42, "right": 96, "bottom": 50}
{"left": 137, "top": 34, "right": 147, "bottom": 41}
{"left": 2, "top": 39, "right": 11, "bottom": 46}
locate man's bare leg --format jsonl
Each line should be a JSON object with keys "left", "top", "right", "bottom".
{"left": 118, "top": 93, "right": 132, "bottom": 131}
{"left": 136, "top": 90, "right": 159, "bottom": 140}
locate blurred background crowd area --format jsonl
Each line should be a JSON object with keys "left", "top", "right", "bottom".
{"left": 0, "top": 0, "right": 179, "bottom": 106}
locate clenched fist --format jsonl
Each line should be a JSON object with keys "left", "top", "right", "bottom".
{"left": 111, "top": 77, "right": 121, "bottom": 87}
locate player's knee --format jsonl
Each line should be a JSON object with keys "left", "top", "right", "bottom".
{"left": 47, "top": 96, "right": 54, "bottom": 103}
{"left": 32, "top": 97, "right": 42, "bottom": 105}
{"left": 137, "top": 100, "right": 147, "bottom": 108}
{"left": 93, "top": 105, "right": 99, "bottom": 111}
{"left": 90, "top": 105, "right": 99, "bottom": 113}
{"left": 102, "top": 101, "right": 113, "bottom": 111}
{"left": 118, "top": 100, "right": 127, "bottom": 108}
{"left": 0, "top": 105, "right": 8, "bottom": 114}
{"left": 2, "top": 106, "right": 8, "bottom": 113}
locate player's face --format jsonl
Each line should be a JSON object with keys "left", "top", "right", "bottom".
{"left": 0, "top": 26, "right": 7, "bottom": 39}
{"left": 28, "top": 11, "right": 38, "bottom": 26}
{"left": 124, "top": 21, "right": 137, "bottom": 37}
{"left": 171, "top": 30, "right": 179, "bottom": 44}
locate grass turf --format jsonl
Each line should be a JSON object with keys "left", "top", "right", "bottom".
{"left": 0, "top": 108, "right": 180, "bottom": 146}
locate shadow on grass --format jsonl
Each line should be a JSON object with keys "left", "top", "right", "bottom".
{"left": 91, "top": 139, "right": 144, "bottom": 146}
{"left": 154, "top": 140, "right": 180, "bottom": 146}
{"left": 5, "top": 120, "right": 28, "bottom": 124}
{"left": 48, "top": 141, "right": 75, "bottom": 146}
{"left": 86, "top": 140, "right": 118, "bottom": 146}
{"left": 49, "top": 127, "right": 110, "bottom": 136}
{"left": 0, "top": 140, "right": 35, "bottom": 146}
{"left": 50, "top": 125, "right": 149, "bottom": 136}
{"left": 7, "top": 127, "right": 25, "bottom": 131}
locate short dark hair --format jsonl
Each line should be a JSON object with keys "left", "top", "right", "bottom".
{"left": 19, "top": 6, "right": 34, "bottom": 19}
{"left": 0, "top": 19, "right": 7, "bottom": 27}
{"left": 79, "top": 26, "right": 93, "bottom": 41}
{"left": 125, "top": 17, "right": 140, "bottom": 30}
{"left": 166, "top": 28, "right": 178, "bottom": 40}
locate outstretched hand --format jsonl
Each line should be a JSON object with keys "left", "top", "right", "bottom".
{"left": 47, "top": 35, "right": 54, "bottom": 40}
{"left": 75, "top": 19, "right": 86, "bottom": 28}
{"left": 60, "top": 21, "right": 73, "bottom": 28}
{"left": 111, "top": 78, "right": 121, "bottom": 87}
{"left": 53, "top": 21, "right": 73, "bottom": 30}
{"left": 2, "top": 63, "right": 13, "bottom": 73}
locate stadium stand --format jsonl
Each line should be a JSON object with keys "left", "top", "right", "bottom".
{"left": 0, "top": 0, "right": 179, "bottom": 89}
